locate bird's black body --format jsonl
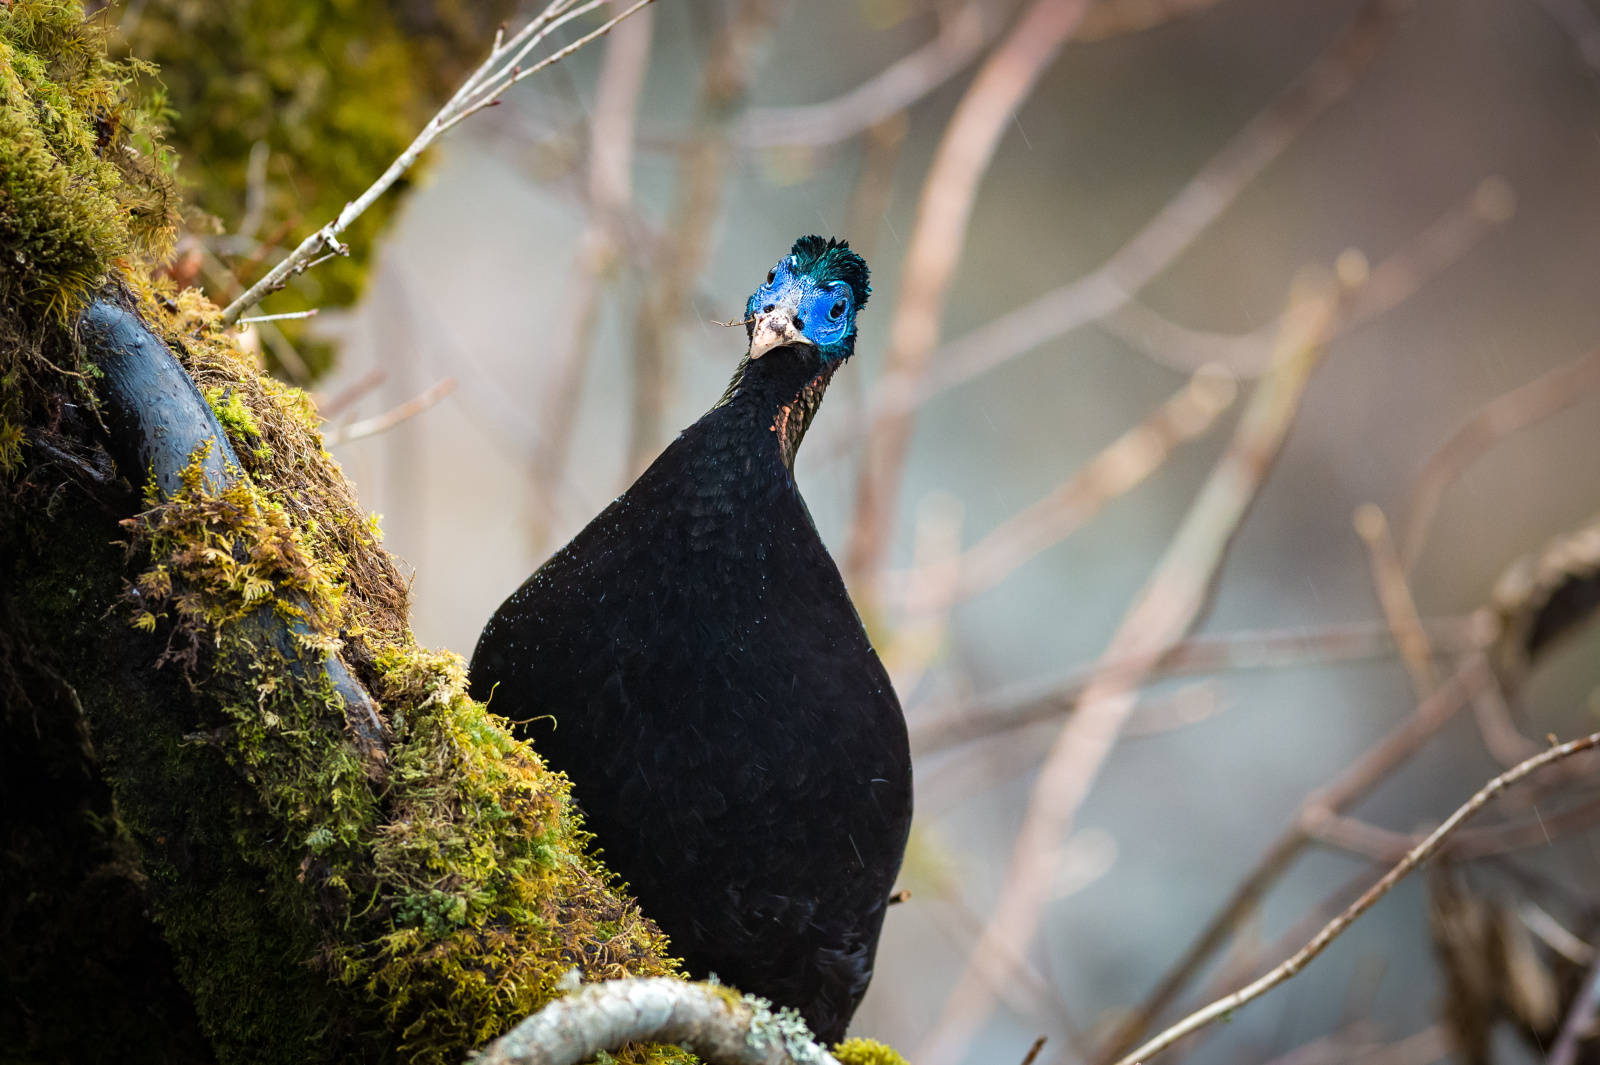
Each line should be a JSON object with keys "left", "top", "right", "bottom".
{"left": 469, "top": 238, "right": 910, "bottom": 1042}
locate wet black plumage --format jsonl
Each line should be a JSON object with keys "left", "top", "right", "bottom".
{"left": 469, "top": 237, "right": 911, "bottom": 1042}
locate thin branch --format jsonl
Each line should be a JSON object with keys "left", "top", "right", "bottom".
{"left": 1307, "top": 790, "right": 1600, "bottom": 864}
{"left": 1399, "top": 344, "right": 1600, "bottom": 570}
{"left": 1114, "top": 729, "right": 1600, "bottom": 1065}
{"left": 845, "top": 0, "right": 1093, "bottom": 586}
{"left": 239, "top": 308, "right": 319, "bottom": 325}
{"left": 625, "top": 0, "right": 778, "bottom": 477}
{"left": 219, "top": 0, "right": 660, "bottom": 326}
{"left": 881, "top": 364, "right": 1237, "bottom": 611}
{"left": 441, "top": 0, "right": 662, "bottom": 135}
{"left": 530, "top": 7, "right": 653, "bottom": 552}
{"left": 882, "top": 0, "right": 1406, "bottom": 429}
{"left": 916, "top": 680, "right": 1223, "bottom": 819}
{"left": 881, "top": 491, "right": 964, "bottom": 695}
{"left": 317, "top": 367, "right": 387, "bottom": 421}
{"left": 1468, "top": 664, "right": 1540, "bottom": 767}
{"left": 1093, "top": 654, "right": 1491, "bottom": 1064}
{"left": 737, "top": 3, "right": 994, "bottom": 149}
{"left": 1354, "top": 503, "right": 1438, "bottom": 699}
{"left": 915, "top": 281, "right": 1340, "bottom": 1065}
{"left": 324, "top": 378, "right": 457, "bottom": 446}
{"left": 1075, "top": 0, "right": 1231, "bottom": 40}
{"left": 1094, "top": 176, "right": 1513, "bottom": 381}
{"left": 474, "top": 978, "right": 842, "bottom": 1065}
{"left": 1536, "top": 0, "right": 1600, "bottom": 73}
{"left": 909, "top": 611, "right": 1487, "bottom": 754}
{"left": 1354, "top": 1025, "right": 1450, "bottom": 1065}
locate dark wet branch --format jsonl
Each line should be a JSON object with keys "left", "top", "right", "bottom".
{"left": 77, "top": 299, "right": 386, "bottom": 758}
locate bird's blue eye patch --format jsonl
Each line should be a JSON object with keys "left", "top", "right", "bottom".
{"left": 745, "top": 237, "right": 870, "bottom": 361}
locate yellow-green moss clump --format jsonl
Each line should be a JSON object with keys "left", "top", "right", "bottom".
{"left": 833, "top": 1038, "right": 913, "bottom": 1065}
{"left": 0, "top": 0, "right": 178, "bottom": 471}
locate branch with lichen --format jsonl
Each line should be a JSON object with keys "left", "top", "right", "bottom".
{"left": 218, "top": 0, "right": 660, "bottom": 327}
{"left": 476, "top": 979, "right": 849, "bottom": 1065}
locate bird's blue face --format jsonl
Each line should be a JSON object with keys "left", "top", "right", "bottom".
{"left": 744, "top": 236, "right": 870, "bottom": 363}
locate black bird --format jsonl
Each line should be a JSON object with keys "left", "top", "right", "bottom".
{"left": 470, "top": 236, "right": 911, "bottom": 1042}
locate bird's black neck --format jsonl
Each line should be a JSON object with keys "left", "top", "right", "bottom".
{"left": 708, "top": 345, "right": 839, "bottom": 470}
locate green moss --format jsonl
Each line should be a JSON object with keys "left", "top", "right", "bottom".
{"left": 0, "top": 0, "right": 178, "bottom": 474}
{"left": 204, "top": 384, "right": 271, "bottom": 461}
{"left": 0, "top": 1, "right": 176, "bottom": 318}
{"left": 833, "top": 1038, "right": 912, "bottom": 1065}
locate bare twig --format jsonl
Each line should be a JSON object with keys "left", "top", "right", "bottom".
{"left": 317, "top": 367, "right": 387, "bottom": 421}
{"left": 1018, "top": 1035, "right": 1048, "bottom": 1065}
{"left": 1114, "top": 730, "right": 1600, "bottom": 1065}
{"left": 915, "top": 281, "right": 1339, "bottom": 1065}
{"left": 219, "top": 0, "right": 660, "bottom": 326}
{"left": 881, "top": 492, "right": 964, "bottom": 694}
{"left": 880, "top": 0, "right": 1405, "bottom": 429}
{"left": 1307, "top": 790, "right": 1600, "bottom": 864}
{"left": 1094, "top": 654, "right": 1491, "bottom": 1063}
{"left": 1536, "top": 0, "right": 1600, "bottom": 73}
{"left": 1469, "top": 665, "right": 1540, "bottom": 767}
{"left": 1097, "top": 177, "right": 1513, "bottom": 381}
{"left": 910, "top": 613, "right": 1490, "bottom": 753}
{"left": 1523, "top": 902, "right": 1597, "bottom": 967}
{"left": 475, "top": 978, "right": 842, "bottom": 1065}
{"left": 1354, "top": 1025, "right": 1450, "bottom": 1065}
{"left": 239, "top": 308, "right": 319, "bottom": 325}
{"left": 1354, "top": 504, "right": 1439, "bottom": 699}
{"left": 1075, "top": 0, "right": 1231, "bottom": 40}
{"left": 237, "top": 140, "right": 271, "bottom": 242}
{"left": 530, "top": 7, "right": 653, "bottom": 551}
{"left": 625, "top": 0, "right": 777, "bottom": 476}
{"left": 324, "top": 378, "right": 457, "bottom": 446}
{"left": 881, "top": 364, "right": 1237, "bottom": 611}
{"left": 916, "top": 681, "right": 1223, "bottom": 818}
{"left": 1399, "top": 344, "right": 1600, "bottom": 570}
{"left": 845, "top": 0, "right": 1093, "bottom": 586}
{"left": 738, "top": 3, "right": 994, "bottom": 150}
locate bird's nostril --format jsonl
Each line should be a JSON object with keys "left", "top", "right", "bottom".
{"left": 793, "top": 317, "right": 805, "bottom": 332}
{"left": 762, "top": 304, "right": 775, "bottom": 314}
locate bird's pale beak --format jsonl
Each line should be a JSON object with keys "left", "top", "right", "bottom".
{"left": 749, "top": 308, "right": 812, "bottom": 360}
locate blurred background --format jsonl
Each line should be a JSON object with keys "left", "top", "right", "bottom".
{"left": 127, "top": 0, "right": 1600, "bottom": 1061}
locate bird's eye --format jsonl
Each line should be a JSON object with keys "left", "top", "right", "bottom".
{"left": 830, "top": 298, "right": 847, "bottom": 320}
{"left": 766, "top": 269, "right": 776, "bottom": 285}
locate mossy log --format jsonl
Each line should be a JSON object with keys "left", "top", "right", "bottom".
{"left": 3, "top": 283, "right": 690, "bottom": 1065}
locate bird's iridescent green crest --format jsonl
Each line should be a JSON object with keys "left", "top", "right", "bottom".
{"left": 745, "top": 236, "right": 871, "bottom": 362}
